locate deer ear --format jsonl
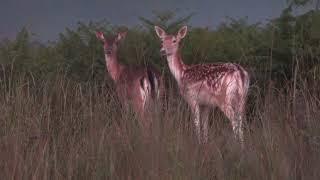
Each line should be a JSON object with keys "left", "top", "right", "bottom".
{"left": 96, "top": 31, "right": 105, "bottom": 42}
{"left": 154, "top": 26, "right": 166, "bottom": 39}
{"left": 177, "top": 26, "right": 188, "bottom": 40}
{"left": 116, "top": 31, "right": 127, "bottom": 42}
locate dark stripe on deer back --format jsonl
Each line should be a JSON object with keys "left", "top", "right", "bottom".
{"left": 147, "top": 68, "right": 156, "bottom": 93}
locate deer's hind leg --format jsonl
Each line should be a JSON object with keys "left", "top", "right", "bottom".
{"left": 188, "top": 101, "right": 201, "bottom": 143}
{"left": 201, "top": 106, "right": 210, "bottom": 143}
{"left": 220, "top": 96, "right": 244, "bottom": 144}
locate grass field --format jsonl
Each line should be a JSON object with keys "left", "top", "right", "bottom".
{"left": 0, "top": 71, "right": 319, "bottom": 180}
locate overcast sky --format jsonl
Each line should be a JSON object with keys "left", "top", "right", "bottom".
{"left": 0, "top": 0, "right": 288, "bottom": 42}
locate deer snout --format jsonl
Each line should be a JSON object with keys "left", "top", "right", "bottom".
{"left": 104, "top": 48, "right": 113, "bottom": 55}
{"left": 160, "top": 48, "right": 166, "bottom": 56}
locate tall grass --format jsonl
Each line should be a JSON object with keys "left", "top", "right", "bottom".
{"left": 0, "top": 67, "right": 319, "bottom": 180}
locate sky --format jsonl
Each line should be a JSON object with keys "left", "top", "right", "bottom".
{"left": 0, "top": 0, "right": 289, "bottom": 42}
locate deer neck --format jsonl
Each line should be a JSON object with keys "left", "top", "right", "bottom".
{"left": 105, "top": 53, "right": 123, "bottom": 81}
{"left": 166, "top": 52, "right": 186, "bottom": 84}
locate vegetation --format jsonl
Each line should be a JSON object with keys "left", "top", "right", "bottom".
{"left": 0, "top": 5, "right": 320, "bottom": 180}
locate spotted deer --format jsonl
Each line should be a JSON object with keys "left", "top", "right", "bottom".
{"left": 154, "top": 26, "right": 250, "bottom": 144}
{"left": 96, "top": 31, "right": 164, "bottom": 127}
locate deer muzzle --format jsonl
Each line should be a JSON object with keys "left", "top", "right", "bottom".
{"left": 160, "top": 49, "right": 167, "bottom": 56}
{"left": 104, "top": 48, "right": 113, "bottom": 55}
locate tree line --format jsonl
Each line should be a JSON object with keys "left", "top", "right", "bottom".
{"left": 0, "top": 8, "right": 319, "bottom": 89}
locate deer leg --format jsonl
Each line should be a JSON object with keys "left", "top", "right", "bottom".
{"left": 238, "top": 117, "right": 244, "bottom": 144}
{"left": 201, "top": 106, "right": 210, "bottom": 143}
{"left": 191, "top": 103, "right": 201, "bottom": 142}
{"left": 221, "top": 103, "right": 243, "bottom": 143}
{"left": 231, "top": 115, "right": 243, "bottom": 144}
{"left": 232, "top": 93, "right": 247, "bottom": 145}
{"left": 236, "top": 100, "right": 246, "bottom": 145}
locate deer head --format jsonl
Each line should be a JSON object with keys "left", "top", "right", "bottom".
{"left": 96, "top": 31, "right": 127, "bottom": 82}
{"left": 154, "top": 26, "right": 188, "bottom": 56}
{"left": 96, "top": 31, "right": 127, "bottom": 56}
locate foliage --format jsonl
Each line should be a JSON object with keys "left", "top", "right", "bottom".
{"left": 0, "top": 9, "right": 320, "bottom": 84}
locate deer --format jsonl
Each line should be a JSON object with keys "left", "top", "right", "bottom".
{"left": 154, "top": 26, "right": 250, "bottom": 144}
{"left": 96, "top": 31, "right": 164, "bottom": 128}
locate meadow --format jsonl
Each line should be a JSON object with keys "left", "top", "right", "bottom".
{"left": 0, "top": 62, "right": 320, "bottom": 179}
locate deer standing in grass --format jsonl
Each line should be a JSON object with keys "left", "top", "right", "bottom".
{"left": 96, "top": 31, "right": 164, "bottom": 127}
{"left": 154, "top": 26, "right": 250, "bottom": 144}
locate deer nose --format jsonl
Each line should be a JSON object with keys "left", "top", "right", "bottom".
{"left": 160, "top": 49, "right": 166, "bottom": 56}
{"left": 105, "top": 49, "right": 112, "bottom": 55}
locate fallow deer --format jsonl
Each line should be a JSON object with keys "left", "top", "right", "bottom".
{"left": 154, "top": 26, "right": 250, "bottom": 144}
{"left": 96, "top": 31, "right": 164, "bottom": 127}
